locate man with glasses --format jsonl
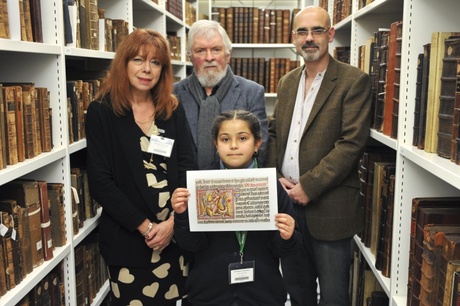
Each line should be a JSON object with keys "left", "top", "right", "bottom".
{"left": 174, "top": 20, "right": 268, "bottom": 169}
{"left": 266, "top": 6, "right": 372, "bottom": 305}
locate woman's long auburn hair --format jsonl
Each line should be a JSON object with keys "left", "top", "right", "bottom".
{"left": 95, "top": 28, "right": 178, "bottom": 120}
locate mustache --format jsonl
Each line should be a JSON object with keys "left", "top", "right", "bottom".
{"left": 301, "top": 43, "right": 319, "bottom": 48}
{"left": 203, "top": 61, "right": 217, "bottom": 67}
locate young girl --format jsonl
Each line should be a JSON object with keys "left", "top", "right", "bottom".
{"left": 171, "top": 110, "right": 301, "bottom": 306}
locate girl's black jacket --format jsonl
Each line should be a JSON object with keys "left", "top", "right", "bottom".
{"left": 174, "top": 167, "right": 302, "bottom": 306}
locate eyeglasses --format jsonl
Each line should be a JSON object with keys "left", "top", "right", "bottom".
{"left": 293, "top": 28, "right": 330, "bottom": 38}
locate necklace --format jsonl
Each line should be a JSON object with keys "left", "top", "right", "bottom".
{"left": 134, "top": 112, "right": 155, "bottom": 124}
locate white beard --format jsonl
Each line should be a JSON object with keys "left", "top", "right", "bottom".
{"left": 196, "top": 65, "right": 227, "bottom": 88}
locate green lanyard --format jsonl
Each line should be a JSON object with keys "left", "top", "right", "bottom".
{"left": 229, "top": 159, "right": 254, "bottom": 264}
{"left": 235, "top": 231, "right": 247, "bottom": 263}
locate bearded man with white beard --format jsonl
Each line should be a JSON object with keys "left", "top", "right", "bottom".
{"left": 173, "top": 20, "right": 268, "bottom": 169}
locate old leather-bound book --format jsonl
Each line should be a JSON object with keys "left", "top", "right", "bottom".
{"left": 437, "top": 36, "right": 460, "bottom": 159}
{"left": 37, "top": 180, "right": 54, "bottom": 261}
{"left": 419, "top": 225, "right": 460, "bottom": 305}
{"left": 383, "top": 21, "right": 402, "bottom": 136}
{"left": 47, "top": 183, "right": 66, "bottom": 247}
{"left": 436, "top": 235, "right": 460, "bottom": 305}
{"left": 408, "top": 197, "right": 460, "bottom": 306}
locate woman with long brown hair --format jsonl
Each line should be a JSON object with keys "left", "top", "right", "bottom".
{"left": 86, "top": 29, "right": 195, "bottom": 305}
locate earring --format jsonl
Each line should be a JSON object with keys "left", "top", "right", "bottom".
{"left": 253, "top": 151, "right": 258, "bottom": 157}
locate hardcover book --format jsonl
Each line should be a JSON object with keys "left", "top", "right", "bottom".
{"left": 13, "top": 85, "right": 25, "bottom": 163}
{"left": 382, "top": 21, "right": 401, "bottom": 136}
{"left": 0, "top": 0, "right": 9, "bottom": 39}
{"left": 20, "top": 84, "right": 36, "bottom": 159}
{"left": 437, "top": 37, "right": 460, "bottom": 159}
{"left": 413, "top": 53, "right": 425, "bottom": 147}
{"left": 47, "top": 183, "right": 66, "bottom": 247}
{"left": 391, "top": 21, "right": 403, "bottom": 139}
{"left": 0, "top": 84, "right": 7, "bottom": 169}
{"left": 29, "top": 0, "right": 43, "bottom": 43}
{"left": 372, "top": 28, "right": 390, "bottom": 131}
{"left": 425, "top": 32, "right": 460, "bottom": 153}
{"left": 2, "top": 86, "right": 18, "bottom": 165}
{"left": 36, "top": 87, "right": 52, "bottom": 152}
{"left": 37, "top": 180, "right": 54, "bottom": 261}
{"left": 417, "top": 44, "right": 432, "bottom": 150}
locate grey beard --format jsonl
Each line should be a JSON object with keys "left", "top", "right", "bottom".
{"left": 196, "top": 66, "right": 227, "bottom": 88}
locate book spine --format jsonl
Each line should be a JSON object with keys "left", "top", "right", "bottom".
{"left": 28, "top": 201, "right": 44, "bottom": 268}
{"left": 38, "top": 181, "right": 54, "bottom": 261}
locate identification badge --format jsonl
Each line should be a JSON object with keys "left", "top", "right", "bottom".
{"left": 147, "top": 135, "right": 174, "bottom": 158}
{"left": 228, "top": 260, "right": 255, "bottom": 284}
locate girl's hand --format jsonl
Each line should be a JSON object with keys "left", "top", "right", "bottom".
{"left": 171, "top": 187, "right": 190, "bottom": 214}
{"left": 275, "top": 213, "right": 295, "bottom": 240}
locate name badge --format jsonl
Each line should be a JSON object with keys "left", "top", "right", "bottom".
{"left": 147, "top": 135, "right": 174, "bottom": 158}
{"left": 228, "top": 260, "right": 255, "bottom": 284}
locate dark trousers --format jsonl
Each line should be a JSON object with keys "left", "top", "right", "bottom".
{"left": 281, "top": 205, "right": 352, "bottom": 306}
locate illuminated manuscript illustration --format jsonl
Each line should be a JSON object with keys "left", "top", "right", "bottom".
{"left": 187, "top": 168, "right": 278, "bottom": 231}
{"left": 197, "top": 188, "right": 234, "bottom": 219}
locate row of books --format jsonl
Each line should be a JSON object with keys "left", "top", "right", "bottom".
{"left": 14, "top": 232, "right": 110, "bottom": 306}
{"left": 357, "top": 148, "right": 460, "bottom": 306}
{"left": 0, "top": 179, "right": 61, "bottom": 295}
{"left": 407, "top": 197, "right": 460, "bottom": 306}
{"left": 360, "top": 21, "right": 460, "bottom": 166}
{"left": 351, "top": 248, "right": 389, "bottom": 306}
{"left": 211, "top": 7, "right": 297, "bottom": 44}
{"left": 0, "top": 0, "right": 43, "bottom": 42}
{"left": 0, "top": 167, "right": 98, "bottom": 297}
{"left": 332, "top": 0, "right": 352, "bottom": 25}
{"left": 229, "top": 57, "right": 300, "bottom": 94}
{"left": 334, "top": 46, "right": 351, "bottom": 64}
{"left": 15, "top": 264, "right": 65, "bottom": 306}
{"left": 413, "top": 33, "right": 460, "bottom": 165}
{"left": 167, "top": 32, "right": 182, "bottom": 61}
{"left": 358, "top": 0, "right": 376, "bottom": 10}
{"left": 184, "top": 0, "right": 197, "bottom": 27}
{"left": 165, "top": 0, "right": 183, "bottom": 21}
{"left": 66, "top": 79, "right": 101, "bottom": 144}
{"left": 74, "top": 231, "right": 109, "bottom": 306}
{"left": 70, "top": 167, "right": 99, "bottom": 235}
{"left": 166, "top": 0, "right": 199, "bottom": 24}
{"left": 358, "top": 146, "right": 396, "bottom": 278}
{"left": 357, "top": 20, "right": 403, "bottom": 140}
{"left": 63, "top": 0, "right": 129, "bottom": 52}
{"left": 0, "top": 83, "right": 53, "bottom": 170}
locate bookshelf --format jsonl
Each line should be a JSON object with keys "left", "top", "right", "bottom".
{"left": 0, "top": 0, "right": 196, "bottom": 305}
{"left": 329, "top": 0, "right": 460, "bottom": 305}
{"left": 199, "top": 0, "right": 309, "bottom": 115}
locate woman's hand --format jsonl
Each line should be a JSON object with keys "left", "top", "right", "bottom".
{"left": 275, "top": 213, "right": 295, "bottom": 240}
{"left": 171, "top": 187, "right": 190, "bottom": 214}
{"left": 145, "top": 216, "right": 174, "bottom": 251}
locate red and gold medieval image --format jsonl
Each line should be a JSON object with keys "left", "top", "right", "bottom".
{"left": 196, "top": 188, "right": 236, "bottom": 219}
